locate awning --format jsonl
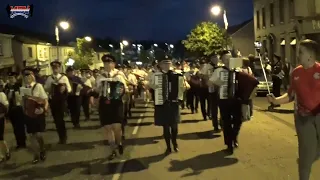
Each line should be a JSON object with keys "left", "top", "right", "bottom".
{"left": 280, "top": 40, "right": 285, "bottom": 46}
{"left": 290, "top": 39, "right": 296, "bottom": 45}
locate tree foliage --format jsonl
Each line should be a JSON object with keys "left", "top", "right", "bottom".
{"left": 71, "top": 38, "right": 95, "bottom": 69}
{"left": 182, "top": 22, "right": 231, "bottom": 56}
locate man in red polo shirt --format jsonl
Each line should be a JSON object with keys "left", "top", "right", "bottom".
{"left": 267, "top": 39, "right": 320, "bottom": 180}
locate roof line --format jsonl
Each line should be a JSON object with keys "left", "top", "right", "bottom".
{"left": 230, "top": 19, "right": 253, "bottom": 36}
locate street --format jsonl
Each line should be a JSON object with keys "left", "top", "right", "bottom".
{"left": 1, "top": 97, "right": 320, "bottom": 180}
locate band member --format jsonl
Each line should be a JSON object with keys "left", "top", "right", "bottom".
{"left": 149, "top": 51, "right": 187, "bottom": 154}
{"left": 147, "top": 60, "right": 159, "bottom": 102}
{"left": 95, "top": 54, "right": 127, "bottom": 160}
{"left": 241, "top": 58, "right": 254, "bottom": 117}
{"left": 5, "top": 72, "right": 26, "bottom": 149}
{"left": 93, "top": 69, "right": 100, "bottom": 79}
{"left": 66, "top": 66, "right": 84, "bottom": 128}
{"left": 200, "top": 55, "right": 220, "bottom": 131}
{"left": 81, "top": 68, "right": 92, "bottom": 121}
{"left": 21, "top": 68, "right": 48, "bottom": 164}
{"left": 124, "top": 64, "right": 138, "bottom": 118}
{"left": 33, "top": 67, "right": 46, "bottom": 85}
{"left": 0, "top": 82, "right": 10, "bottom": 163}
{"left": 185, "top": 62, "right": 200, "bottom": 114}
{"left": 208, "top": 51, "right": 242, "bottom": 154}
{"left": 44, "top": 61, "right": 71, "bottom": 144}
{"left": 198, "top": 57, "right": 210, "bottom": 120}
{"left": 267, "top": 39, "right": 320, "bottom": 180}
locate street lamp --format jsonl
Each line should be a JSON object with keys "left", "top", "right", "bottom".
{"left": 109, "top": 44, "right": 113, "bottom": 48}
{"left": 211, "top": 5, "right": 221, "bottom": 16}
{"left": 84, "top": 36, "right": 92, "bottom": 42}
{"left": 169, "top": 44, "right": 174, "bottom": 48}
{"left": 153, "top": 44, "right": 158, "bottom": 47}
{"left": 55, "top": 20, "right": 70, "bottom": 73}
{"left": 120, "top": 40, "right": 129, "bottom": 64}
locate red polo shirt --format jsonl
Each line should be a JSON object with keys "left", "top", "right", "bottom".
{"left": 288, "top": 62, "right": 320, "bottom": 115}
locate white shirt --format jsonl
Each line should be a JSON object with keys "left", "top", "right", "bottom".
{"left": 199, "top": 64, "right": 216, "bottom": 92}
{"left": 44, "top": 73, "right": 72, "bottom": 93}
{"left": 127, "top": 73, "right": 138, "bottom": 86}
{"left": 95, "top": 69, "right": 128, "bottom": 96}
{"left": 90, "top": 76, "right": 96, "bottom": 87}
{"left": 82, "top": 77, "right": 93, "bottom": 88}
{"left": 0, "top": 92, "right": 9, "bottom": 106}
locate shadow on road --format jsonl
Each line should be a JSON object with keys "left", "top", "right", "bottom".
{"left": 168, "top": 149, "right": 238, "bottom": 177}
{"left": 258, "top": 109, "right": 294, "bottom": 114}
{"left": 180, "top": 119, "right": 203, "bottom": 124}
{"left": 178, "top": 130, "right": 221, "bottom": 140}
{"left": 128, "top": 122, "right": 154, "bottom": 127}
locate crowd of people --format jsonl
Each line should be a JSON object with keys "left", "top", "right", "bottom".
{"left": 0, "top": 39, "right": 319, "bottom": 180}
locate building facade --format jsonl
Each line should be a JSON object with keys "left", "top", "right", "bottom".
{"left": 254, "top": 0, "right": 320, "bottom": 66}
{"left": 229, "top": 20, "right": 255, "bottom": 56}
{"left": 0, "top": 33, "right": 15, "bottom": 73}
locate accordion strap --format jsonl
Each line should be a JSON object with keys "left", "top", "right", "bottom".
{"left": 31, "top": 83, "right": 38, "bottom": 96}
{"left": 52, "top": 74, "right": 65, "bottom": 83}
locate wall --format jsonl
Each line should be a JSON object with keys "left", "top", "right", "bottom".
{"left": 12, "top": 39, "right": 23, "bottom": 71}
{"left": 0, "top": 33, "right": 15, "bottom": 69}
{"left": 231, "top": 21, "right": 255, "bottom": 56}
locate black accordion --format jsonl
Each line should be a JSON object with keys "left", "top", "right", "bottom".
{"left": 154, "top": 71, "right": 183, "bottom": 105}
{"left": 101, "top": 80, "right": 125, "bottom": 100}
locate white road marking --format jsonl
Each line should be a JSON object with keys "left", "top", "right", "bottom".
{"left": 132, "top": 103, "right": 148, "bottom": 135}
{"left": 111, "top": 159, "right": 126, "bottom": 180}
{"left": 111, "top": 103, "right": 149, "bottom": 180}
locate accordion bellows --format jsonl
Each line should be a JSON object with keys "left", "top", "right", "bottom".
{"left": 23, "top": 96, "right": 45, "bottom": 118}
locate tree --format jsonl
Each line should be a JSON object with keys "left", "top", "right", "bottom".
{"left": 71, "top": 38, "right": 95, "bottom": 69}
{"left": 182, "top": 22, "right": 231, "bottom": 56}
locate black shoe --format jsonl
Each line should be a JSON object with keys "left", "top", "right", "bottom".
{"left": 213, "top": 128, "right": 221, "bottom": 133}
{"left": 32, "top": 156, "right": 40, "bottom": 164}
{"left": 40, "top": 151, "right": 46, "bottom": 161}
{"left": 108, "top": 151, "right": 117, "bottom": 160}
{"left": 173, "top": 146, "right": 179, "bottom": 152}
{"left": 165, "top": 148, "right": 172, "bottom": 155}
{"left": 118, "top": 145, "right": 124, "bottom": 155}
{"left": 224, "top": 146, "right": 234, "bottom": 155}
{"left": 233, "top": 140, "right": 239, "bottom": 148}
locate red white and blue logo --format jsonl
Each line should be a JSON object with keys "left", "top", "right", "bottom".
{"left": 6, "top": 5, "right": 34, "bottom": 19}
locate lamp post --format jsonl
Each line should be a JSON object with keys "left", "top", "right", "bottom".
{"left": 120, "top": 40, "right": 129, "bottom": 65}
{"left": 55, "top": 21, "right": 70, "bottom": 61}
{"left": 84, "top": 36, "right": 92, "bottom": 42}
{"left": 210, "top": 5, "right": 229, "bottom": 50}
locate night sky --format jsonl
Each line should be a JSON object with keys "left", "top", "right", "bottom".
{"left": 0, "top": 0, "right": 253, "bottom": 41}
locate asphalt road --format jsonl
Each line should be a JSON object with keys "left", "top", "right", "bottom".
{"left": 1, "top": 97, "right": 320, "bottom": 180}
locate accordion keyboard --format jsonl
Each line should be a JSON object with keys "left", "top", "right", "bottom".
{"left": 154, "top": 73, "right": 164, "bottom": 105}
{"left": 219, "top": 70, "right": 229, "bottom": 99}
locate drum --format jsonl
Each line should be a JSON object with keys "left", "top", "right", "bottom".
{"left": 23, "top": 96, "right": 46, "bottom": 118}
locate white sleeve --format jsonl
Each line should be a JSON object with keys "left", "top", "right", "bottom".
{"left": 0, "top": 92, "right": 9, "bottom": 106}
{"left": 62, "top": 76, "right": 72, "bottom": 93}
{"left": 37, "top": 84, "right": 48, "bottom": 99}
{"left": 209, "top": 69, "right": 219, "bottom": 83}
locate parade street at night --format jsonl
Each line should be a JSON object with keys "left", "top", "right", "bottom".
{"left": 0, "top": 98, "right": 319, "bottom": 180}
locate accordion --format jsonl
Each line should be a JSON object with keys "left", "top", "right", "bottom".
{"left": 101, "top": 80, "right": 125, "bottom": 100}
{"left": 154, "top": 71, "right": 183, "bottom": 105}
{"left": 227, "top": 70, "right": 259, "bottom": 102}
{"left": 23, "top": 96, "right": 46, "bottom": 118}
{"left": 51, "top": 83, "right": 67, "bottom": 99}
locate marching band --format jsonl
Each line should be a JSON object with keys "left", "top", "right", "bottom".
{"left": 0, "top": 49, "right": 263, "bottom": 163}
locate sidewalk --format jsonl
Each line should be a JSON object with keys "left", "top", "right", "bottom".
{"left": 119, "top": 107, "right": 320, "bottom": 180}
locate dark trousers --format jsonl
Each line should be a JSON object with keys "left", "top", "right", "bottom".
{"left": 50, "top": 99, "right": 67, "bottom": 141}
{"left": 219, "top": 99, "right": 242, "bottom": 147}
{"left": 272, "top": 76, "right": 282, "bottom": 97}
{"left": 199, "top": 89, "right": 210, "bottom": 119}
{"left": 248, "top": 99, "right": 253, "bottom": 116}
{"left": 163, "top": 123, "right": 178, "bottom": 149}
{"left": 209, "top": 92, "right": 219, "bottom": 130}
{"left": 186, "top": 88, "right": 199, "bottom": 113}
{"left": 8, "top": 107, "right": 26, "bottom": 147}
{"left": 67, "top": 96, "right": 81, "bottom": 127}
{"left": 81, "top": 95, "right": 90, "bottom": 120}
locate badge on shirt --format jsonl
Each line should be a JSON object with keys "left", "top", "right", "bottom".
{"left": 314, "top": 72, "right": 320, "bottom": 80}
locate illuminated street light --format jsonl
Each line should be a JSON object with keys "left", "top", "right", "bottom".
{"left": 211, "top": 5, "right": 221, "bottom": 16}
{"left": 59, "top": 21, "right": 70, "bottom": 30}
{"left": 153, "top": 44, "right": 158, "bottom": 47}
{"left": 132, "top": 44, "right": 136, "bottom": 47}
{"left": 109, "top": 44, "right": 113, "bottom": 48}
{"left": 122, "top": 40, "right": 129, "bottom": 46}
{"left": 84, "top": 36, "right": 92, "bottom": 42}
{"left": 169, "top": 44, "right": 174, "bottom": 48}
